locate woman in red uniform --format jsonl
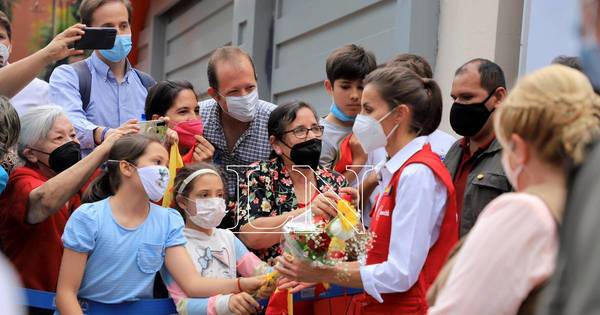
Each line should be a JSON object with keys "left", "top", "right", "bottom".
{"left": 276, "top": 67, "right": 458, "bottom": 315}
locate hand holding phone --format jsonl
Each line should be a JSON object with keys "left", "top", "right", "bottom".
{"left": 138, "top": 120, "right": 167, "bottom": 142}
{"left": 73, "top": 27, "right": 117, "bottom": 50}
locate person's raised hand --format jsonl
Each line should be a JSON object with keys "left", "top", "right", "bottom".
{"left": 42, "top": 24, "right": 85, "bottom": 63}
{"left": 192, "top": 135, "right": 215, "bottom": 162}
{"left": 228, "top": 292, "right": 260, "bottom": 315}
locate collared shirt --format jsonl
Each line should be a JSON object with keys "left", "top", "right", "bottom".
{"left": 362, "top": 130, "right": 456, "bottom": 226}
{"left": 11, "top": 77, "right": 48, "bottom": 116}
{"left": 429, "top": 193, "right": 557, "bottom": 314}
{"left": 359, "top": 136, "right": 447, "bottom": 303}
{"left": 199, "top": 98, "right": 276, "bottom": 197}
{"left": 49, "top": 53, "right": 149, "bottom": 154}
{"left": 453, "top": 137, "right": 495, "bottom": 219}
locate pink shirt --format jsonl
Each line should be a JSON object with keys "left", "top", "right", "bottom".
{"left": 429, "top": 193, "right": 557, "bottom": 315}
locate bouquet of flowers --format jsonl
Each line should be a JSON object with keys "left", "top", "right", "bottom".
{"left": 282, "top": 194, "right": 373, "bottom": 266}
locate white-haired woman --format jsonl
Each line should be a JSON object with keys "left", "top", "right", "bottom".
{"left": 0, "top": 105, "right": 123, "bottom": 296}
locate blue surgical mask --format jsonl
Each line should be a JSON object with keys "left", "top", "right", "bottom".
{"left": 330, "top": 102, "right": 356, "bottom": 122}
{"left": 580, "top": 40, "right": 600, "bottom": 90}
{"left": 0, "top": 166, "right": 8, "bottom": 194}
{"left": 99, "top": 35, "right": 132, "bottom": 62}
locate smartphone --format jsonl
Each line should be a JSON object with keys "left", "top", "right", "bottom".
{"left": 138, "top": 120, "right": 167, "bottom": 142}
{"left": 73, "top": 27, "right": 117, "bottom": 50}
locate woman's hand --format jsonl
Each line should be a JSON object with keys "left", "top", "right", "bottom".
{"left": 192, "top": 135, "right": 215, "bottom": 162}
{"left": 310, "top": 190, "right": 340, "bottom": 219}
{"left": 239, "top": 276, "right": 265, "bottom": 294}
{"left": 96, "top": 129, "right": 124, "bottom": 158}
{"left": 228, "top": 292, "right": 260, "bottom": 315}
{"left": 277, "top": 277, "right": 316, "bottom": 293}
{"left": 274, "top": 256, "right": 332, "bottom": 284}
{"left": 165, "top": 128, "right": 179, "bottom": 147}
{"left": 339, "top": 187, "right": 360, "bottom": 208}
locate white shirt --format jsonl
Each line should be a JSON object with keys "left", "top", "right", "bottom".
{"left": 0, "top": 254, "right": 25, "bottom": 315}
{"left": 11, "top": 78, "right": 49, "bottom": 116}
{"left": 359, "top": 136, "right": 448, "bottom": 303}
{"left": 362, "top": 130, "right": 456, "bottom": 225}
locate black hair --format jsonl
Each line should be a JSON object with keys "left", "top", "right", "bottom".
{"left": 552, "top": 55, "right": 583, "bottom": 72}
{"left": 326, "top": 44, "right": 377, "bottom": 83}
{"left": 364, "top": 67, "right": 442, "bottom": 136}
{"left": 144, "top": 80, "right": 196, "bottom": 119}
{"left": 0, "top": 11, "right": 11, "bottom": 40}
{"left": 267, "top": 101, "right": 319, "bottom": 158}
{"left": 82, "top": 134, "right": 160, "bottom": 203}
{"left": 455, "top": 58, "right": 506, "bottom": 93}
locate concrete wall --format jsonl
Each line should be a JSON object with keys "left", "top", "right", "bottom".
{"left": 138, "top": 0, "right": 525, "bottom": 134}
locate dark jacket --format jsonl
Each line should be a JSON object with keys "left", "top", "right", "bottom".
{"left": 444, "top": 138, "right": 511, "bottom": 236}
{"left": 535, "top": 140, "right": 600, "bottom": 315}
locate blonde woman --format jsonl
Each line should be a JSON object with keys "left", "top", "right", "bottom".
{"left": 428, "top": 65, "right": 600, "bottom": 315}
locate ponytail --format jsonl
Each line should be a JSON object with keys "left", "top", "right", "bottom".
{"left": 82, "top": 170, "right": 114, "bottom": 203}
{"left": 419, "top": 78, "right": 443, "bottom": 136}
{"left": 81, "top": 134, "right": 160, "bottom": 203}
{"left": 364, "top": 67, "right": 442, "bottom": 136}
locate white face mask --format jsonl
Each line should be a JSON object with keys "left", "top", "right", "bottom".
{"left": 186, "top": 197, "right": 227, "bottom": 229}
{"left": 0, "top": 43, "right": 10, "bottom": 67}
{"left": 352, "top": 109, "right": 398, "bottom": 153}
{"left": 501, "top": 150, "right": 523, "bottom": 191}
{"left": 223, "top": 89, "right": 258, "bottom": 122}
{"left": 137, "top": 165, "right": 170, "bottom": 202}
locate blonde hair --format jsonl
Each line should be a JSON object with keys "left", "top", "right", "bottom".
{"left": 495, "top": 64, "right": 600, "bottom": 166}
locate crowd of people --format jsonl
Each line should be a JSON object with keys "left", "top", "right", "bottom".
{"left": 3, "top": 0, "right": 600, "bottom": 314}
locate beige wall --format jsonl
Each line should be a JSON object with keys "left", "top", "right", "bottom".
{"left": 434, "top": 0, "right": 524, "bottom": 135}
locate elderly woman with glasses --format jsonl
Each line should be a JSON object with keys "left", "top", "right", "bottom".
{"left": 236, "top": 101, "right": 349, "bottom": 263}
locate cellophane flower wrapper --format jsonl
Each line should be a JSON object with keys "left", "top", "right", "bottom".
{"left": 282, "top": 199, "right": 373, "bottom": 266}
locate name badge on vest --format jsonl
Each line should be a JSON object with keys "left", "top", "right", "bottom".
{"left": 379, "top": 209, "right": 391, "bottom": 217}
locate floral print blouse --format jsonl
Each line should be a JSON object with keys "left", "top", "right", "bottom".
{"left": 237, "top": 157, "right": 347, "bottom": 263}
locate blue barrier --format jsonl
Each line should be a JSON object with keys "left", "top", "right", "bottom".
{"left": 23, "top": 289, "right": 177, "bottom": 314}
{"left": 23, "top": 285, "right": 363, "bottom": 314}
{"left": 294, "top": 285, "right": 363, "bottom": 301}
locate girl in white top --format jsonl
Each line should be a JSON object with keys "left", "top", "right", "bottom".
{"left": 162, "top": 163, "right": 274, "bottom": 315}
{"left": 428, "top": 65, "right": 600, "bottom": 314}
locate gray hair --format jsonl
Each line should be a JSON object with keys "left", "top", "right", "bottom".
{"left": 0, "top": 96, "right": 20, "bottom": 160}
{"left": 17, "top": 105, "right": 67, "bottom": 160}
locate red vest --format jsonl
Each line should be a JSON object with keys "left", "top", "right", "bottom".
{"left": 334, "top": 133, "right": 353, "bottom": 174}
{"left": 358, "top": 144, "right": 458, "bottom": 315}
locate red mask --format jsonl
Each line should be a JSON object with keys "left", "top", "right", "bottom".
{"left": 173, "top": 119, "right": 204, "bottom": 149}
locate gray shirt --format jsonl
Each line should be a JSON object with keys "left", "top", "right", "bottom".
{"left": 319, "top": 117, "right": 353, "bottom": 169}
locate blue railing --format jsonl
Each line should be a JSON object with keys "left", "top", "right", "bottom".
{"left": 23, "top": 285, "right": 363, "bottom": 314}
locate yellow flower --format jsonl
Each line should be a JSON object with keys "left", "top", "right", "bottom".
{"left": 261, "top": 200, "right": 272, "bottom": 212}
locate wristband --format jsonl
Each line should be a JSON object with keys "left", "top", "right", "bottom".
{"left": 237, "top": 278, "right": 243, "bottom": 293}
{"left": 100, "top": 128, "right": 110, "bottom": 143}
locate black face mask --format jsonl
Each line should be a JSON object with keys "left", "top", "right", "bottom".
{"left": 450, "top": 89, "right": 497, "bottom": 137}
{"left": 30, "top": 141, "right": 82, "bottom": 174}
{"left": 282, "top": 138, "right": 322, "bottom": 170}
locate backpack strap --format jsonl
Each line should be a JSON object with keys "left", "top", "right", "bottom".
{"left": 134, "top": 69, "right": 156, "bottom": 90}
{"left": 72, "top": 61, "right": 156, "bottom": 112}
{"left": 71, "top": 60, "right": 92, "bottom": 112}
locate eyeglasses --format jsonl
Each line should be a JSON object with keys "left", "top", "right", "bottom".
{"left": 283, "top": 125, "right": 325, "bottom": 139}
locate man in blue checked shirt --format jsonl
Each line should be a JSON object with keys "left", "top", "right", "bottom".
{"left": 200, "top": 46, "right": 276, "bottom": 229}
{"left": 49, "top": 0, "right": 154, "bottom": 155}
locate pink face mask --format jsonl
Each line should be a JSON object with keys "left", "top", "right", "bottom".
{"left": 173, "top": 119, "right": 204, "bottom": 149}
